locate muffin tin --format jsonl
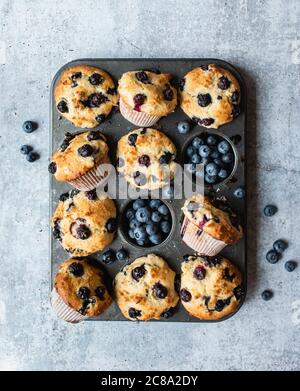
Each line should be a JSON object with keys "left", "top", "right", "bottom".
{"left": 50, "top": 58, "right": 247, "bottom": 322}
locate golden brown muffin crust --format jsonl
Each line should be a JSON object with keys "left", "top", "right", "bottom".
{"left": 180, "top": 255, "right": 244, "bottom": 320}
{"left": 55, "top": 257, "right": 112, "bottom": 317}
{"left": 114, "top": 254, "right": 179, "bottom": 321}
{"left": 179, "top": 64, "right": 240, "bottom": 129}
{"left": 118, "top": 70, "right": 177, "bottom": 116}
{"left": 52, "top": 190, "right": 117, "bottom": 256}
{"left": 182, "top": 194, "right": 243, "bottom": 245}
{"left": 55, "top": 65, "right": 118, "bottom": 128}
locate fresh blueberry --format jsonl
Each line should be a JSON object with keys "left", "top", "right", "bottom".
{"left": 133, "top": 226, "right": 147, "bottom": 241}
{"left": 102, "top": 249, "right": 116, "bottom": 264}
{"left": 191, "top": 154, "right": 201, "bottom": 164}
{"left": 192, "top": 137, "right": 204, "bottom": 149}
{"left": 199, "top": 145, "right": 211, "bottom": 158}
{"left": 234, "top": 187, "right": 245, "bottom": 199}
{"left": 129, "top": 219, "right": 142, "bottom": 230}
{"left": 266, "top": 249, "right": 280, "bottom": 264}
{"left": 158, "top": 204, "right": 169, "bottom": 216}
{"left": 128, "top": 229, "right": 135, "bottom": 239}
{"left": 149, "top": 199, "right": 162, "bottom": 210}
{"left": 136, "top": 238, "right": 149, "bottom": 246}
{"left": 162, "top": 185, "right": 174, "bottom": 199}
{"left": 213, "top": 158, "right": 224, "bottom": 167}
{"left": 177, "top": 121, "right": 190, "bottom": 134}
{"left": 20, "top": 145, "right": 33, "bottom": 155}
{"left": 22, "top": 120, "right": 38, "bottom": 133}
{"left": 222, "top": 152, "right": 234, "bottom": 164}
{"left": 210, "top": 149, "right": 220, "bottom": 159}
{"left": 284, "top": 261, "right": 297, "bottom": 272}
{"left": 151, "top": 211, "right": 162, "bottom": 223}
{"left": 273, "top": 239, "right": 288, "bottom": 254}
{"left": 149, "top": 233, "right": 163, "bottom": 245}
{"left": 146, "top": 223, "right": 159, "bottom": 236}
{"left": 205, "top": 174, "right": 217, "bottom": 184}
{"left": 132, "top": 199, "right": 145, "bottom": 210}
{"left": 186, "top": 146, "right": 196, "bottom": 157}
{"left": 135, "top": 207, "right": 151, "bottom": 223}
{"left": 205, "top": 162, "right": 219, "bottom": 176}
{"left": 206, "top": 135, "right": 217, "bottom": 146}
{"left": 126, "top": 208, "right": 135, "bottom": 220}
{"left": 218, "top": 169, "right": 228, "bottom": 179}
{"left": 264, "top": 205, "right": 278, "bottom": 217}
{"left": 106, "top": 218, "right": 117, "bottom": 233}
{"left": 160, "top": 221, "right": 171, "bottom": 234}
{"left": 217, "top": 140, "right": 230, "bottom": 154}
{"left": 261, "top": 290, "right": 273, "bottom": 301}
{"left": 116, "top": 248, "right": 128, "bottom": 261}
{"left": 26, "top": 151, "right": 40, "bottom": 162}
{"left": 201, "top": 157, "right": 210, "bottom": 166}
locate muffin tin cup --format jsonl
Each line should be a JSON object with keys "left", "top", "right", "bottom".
{"left": 50, "top": 58, "right": 247, "bottom": 323}
{"left": 119, "top": 98, "right": 161, "bottom": 127}
{"left": 50, "top": 287, "right": 88, "bottom": 323}
{"left": 68, "top": 155, "right": 111, "bottom": 191}
{"left": 182, "top": 128, "right": 239, "bottom": 190}
{"left": 180, "top": 215, "right": 226, "bottom": 256}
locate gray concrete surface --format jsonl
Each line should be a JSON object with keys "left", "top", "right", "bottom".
{"left": 0, "top": 0, "right": 300, "bottom": 371}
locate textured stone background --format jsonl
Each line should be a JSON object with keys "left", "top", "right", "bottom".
{"left": 0, "top": 0, "right": 300, "bottom": 370}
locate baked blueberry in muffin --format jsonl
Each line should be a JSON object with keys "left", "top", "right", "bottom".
{"left": 51, "top": 257, "right": 112, "bottom": 322}
{"left": 114, "top": 254, "right": 179, "bottom": 321}
{"left": 180, "top": 255, "right": 244, "bottom": 320}
{"left": 52, "top": 190, "right": 117, "bottom": 256}
{"left": 118, "top": 70, "right": 177, "bottom": 126}
{"left": 48, "top": 131, "right": 111, "bottom": 191}
{"left": 179, "top": 64, "right": 241, "bottom": 129}
{"left": 55, "top": 65, "right": 118, "bottom": 128}
{"left": 117, "top": 128, "right": 177, "bottom": 190}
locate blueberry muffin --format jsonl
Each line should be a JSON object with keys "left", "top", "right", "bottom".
{"left": 48, "top": 131, "right": 111, "bottom": 191}
{"left": 114, "top": 254, "right": 179, "bottom": 321}
{"left": 52, "top": 190, "right": 117, "bottom": 256}
{"left": 55, "top": 65, "right": 118, "bottom": 128}
{"left": 118, "top": 70, "right": 177, "bottom": 126}
{"left": 180, "top": 255, "right": 244, "bottom": 320}
{"left": 179, "top": 64, "right": 241, "bottom": 129}
{"left": 51, "top": 257, "right": 112, "bottom": 322}
{"left": 181, "top": 194, "right": 243, "bottom": 256}
{"left": 117, "top": 128, "right": 177, "bottom": 190}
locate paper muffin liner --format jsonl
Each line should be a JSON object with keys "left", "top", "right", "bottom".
{"left": 51, "top": 287, "right": 87, "bottom": 323}
{"left": 68, "top": 155, "right": 111, "bottom": 191}
{"left": 119, "top": 98, "right": 161, "bottom": 127}
{"left": 181, "top": 216, "right": 226, "bottom": 256}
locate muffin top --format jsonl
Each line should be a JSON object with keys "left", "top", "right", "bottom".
{"left": 114, "top": 254, "right": 179, "bottom": 321}
{"left": 180, "top": 255, "right": 244, "bottom": 320}
{"left": 117, "top": 128, "right": 177, "bottom": 190}
{"left": 54, "top": 65, "right": 118, "bottom": 128}
{"left": 48, "top": 131, "right": 110, "bottom": 182}
{"left": 54, "top": 257, "right": 112, "bottom": 317}
{"left": 52, "top": 190, "right": 117, "bottom": 256}
{"left": 182, "top": 194, "right": 243, "bottom": 244}
{"left": 118, "top": 70, "right": 177, "bottom": 116}
{"left": 179, "top": 64, "right": 241, "bottom": 128}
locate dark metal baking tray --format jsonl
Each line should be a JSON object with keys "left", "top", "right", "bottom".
{"left": 50, "top": 58, "right": 247, "bottom": 322}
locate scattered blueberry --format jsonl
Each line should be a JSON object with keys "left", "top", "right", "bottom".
{"left": 266, "top": 249, "right": 280, "bottom": 264}
{"left": 264, "top": 205, "right": 278, "bottom": 217}
{"left": 234, "top": 187, "right": 245, "bottom": 199}
{"left": 102, "top": 249, "right": 116, "bottom": 264}
{"left": 22, "top": 121, "right": 38, "bottom": 133}
{"left": 177, "top": 121, "right": 190, "bottom": 134}
{"left": 284, "top": 261, "right": 297, "bottom": 272}
{"left": 116, "top": 248, "right": 128, "bottom": 261}
{"left": 261, "top": 290, "right": 273, "bottom": 301}
{"left": 26, "top": 151, "right": 40, "bottom": 162}
{"left": 20, "top": 145, "right": 33, "bottom": 155}
{"left": 273, "top": 239, "right": 288, "bottom": 254}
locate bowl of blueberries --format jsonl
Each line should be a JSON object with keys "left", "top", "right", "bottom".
{"left": 183, "top": 130, "right": 238, "bottom": 187}
{"left": 120, "top": 198, "right": 174, "bottom": 248}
